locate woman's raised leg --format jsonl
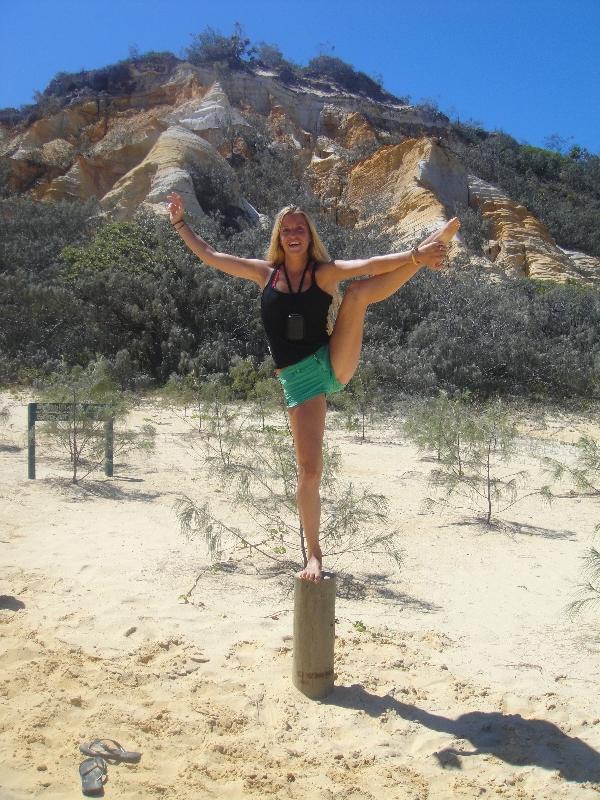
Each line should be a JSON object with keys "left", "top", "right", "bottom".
{"left": 287, "top": 394, "right": 327, "bottom": 582}
{"left": 329, "top": 217, "right": 460, "bottom": 385}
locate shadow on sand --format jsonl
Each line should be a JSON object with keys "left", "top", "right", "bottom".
{"left": 258, "top": 562, "right": 441, "bottom": 611}
{"left": 335, "top": 571, "right": 441, "bottom": 611}
{"left": 324, "top": 684, "right": 600, "bottom": 783}
{"left": 446, "top": 518, "right": 577, "bottom": 541}
{"left": 0, "top": 595, "right": 26, "bottom": 611}
{"left": 0, "top": 444, "right": 22, "bottom": 453}
{"left": 498, "top": 519, "right": 577, "bottom": 540}
{"left": 44, "top": 476, "right": 162, "bottom": 502}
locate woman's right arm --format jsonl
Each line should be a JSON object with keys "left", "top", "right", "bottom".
{"left": 166, "top": 192, "right": 272, "bottom": 288}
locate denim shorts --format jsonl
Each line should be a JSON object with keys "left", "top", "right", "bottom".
{"left": 277, "top": 345, "right": 345, "bottom": 408}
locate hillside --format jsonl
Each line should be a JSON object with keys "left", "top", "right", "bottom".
{"left": 1, "top": 51, "right": 599, "bottom": 284}
{"left": 2, "top": 47, "right": 600, "bottom": 396}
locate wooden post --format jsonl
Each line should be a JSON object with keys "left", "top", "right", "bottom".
{"left": 27, "top": 403, "right": 37, "bottom": 479}
{"left": 104, "top": 416, "right": 114, "bottom": 477}
{"left": 292, "top": 573, "right": 336, "bottom": 700}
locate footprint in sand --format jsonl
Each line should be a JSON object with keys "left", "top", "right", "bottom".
{"left": 133, "top": 637, "right": 210, "bottom": 678}
{"left": 226, "top": 640, "right": 260, "bottom": 669}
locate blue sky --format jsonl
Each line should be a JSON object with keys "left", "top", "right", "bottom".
{"left": 2, "top": 0, "right": 599, "bottom": 153}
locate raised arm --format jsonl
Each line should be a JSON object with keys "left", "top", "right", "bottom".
{"left": 325, "top": 241, "right": 447, "bottom": 281}
{"left": 166, "top": 192, "right": 272, "bottom": 288}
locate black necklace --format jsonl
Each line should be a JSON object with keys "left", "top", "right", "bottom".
{"left": 281, "top": 261, "right": 311, "bottom": 294}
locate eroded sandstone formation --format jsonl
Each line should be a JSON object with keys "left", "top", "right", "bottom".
{"left": 1, "top": 60, "right": 598, "bottom": 283}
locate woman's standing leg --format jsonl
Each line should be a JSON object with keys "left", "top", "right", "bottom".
{"left": 287, "top": 394, "right": 327, "bottom": 582}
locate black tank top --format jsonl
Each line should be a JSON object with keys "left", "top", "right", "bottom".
{"left": 260, "top": 262, "right": 333, "bottom": 369}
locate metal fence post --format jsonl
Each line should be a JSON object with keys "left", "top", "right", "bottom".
{"left": 27, "top": 403, "right": 37, "bottom": 479}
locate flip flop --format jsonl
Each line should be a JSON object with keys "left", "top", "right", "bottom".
{"left": 79, "top": 756, "right": 107, "bottom": 796}
{"left": 79, "top": 738, "right": 142, "bottom": 764}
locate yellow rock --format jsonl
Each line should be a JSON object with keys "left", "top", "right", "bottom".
{"left": 468, "top": 176, "right": 587, "bottom": 281}
{"left": 342, "top": 139, "right": 466, "bottom": 251}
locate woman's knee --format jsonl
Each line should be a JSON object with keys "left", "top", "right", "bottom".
{"left": 297, "top": 458, "right": 323, "bottom": 485}
{"left": 344, "top": 278, "right": 371, "bottom": 308}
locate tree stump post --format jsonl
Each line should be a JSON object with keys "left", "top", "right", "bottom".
{"left": 292, "top": 573, "right": 336, "bottom": 700}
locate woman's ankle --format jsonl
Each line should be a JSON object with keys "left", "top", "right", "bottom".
{"left": 307, "top": 545, "right": 322, "bottom": 563}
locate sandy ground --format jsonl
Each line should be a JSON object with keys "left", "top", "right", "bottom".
{"left": 1, "top": 390, "right": 600, "bottom": 799}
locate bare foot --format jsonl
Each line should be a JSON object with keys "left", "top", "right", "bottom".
{"left": 434, "top": 216, "right": 461, "bottom": 244}
{"left": 297, "top": 553, "right": 322, "bottom": 582}
{"left": 420, "top": 216, "right": 461, "bottom": 248}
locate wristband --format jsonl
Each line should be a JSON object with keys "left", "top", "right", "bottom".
{"left": 411, "top": 247, "right": 420, "bottom": 266}
{"left": 173, "top": 220, "right": 185, "bottom": 230}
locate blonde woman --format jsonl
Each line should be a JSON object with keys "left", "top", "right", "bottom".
{"left": 167, "top": 191, "right": 460, "bottom": 582}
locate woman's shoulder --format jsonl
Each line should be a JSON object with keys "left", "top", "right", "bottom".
{"left": 260, "top": 262, "right": 278, "bottom": 291}
{"left": 314, "top": 260, "right": 337, "bottom": 294}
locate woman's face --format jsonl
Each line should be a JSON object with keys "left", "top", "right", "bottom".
{"left": 279, "top": 213, "right": 311, "bottom": 258}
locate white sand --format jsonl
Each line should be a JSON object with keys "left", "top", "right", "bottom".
{"left": 1, "top": 391, "right": 599, "bottom": 799}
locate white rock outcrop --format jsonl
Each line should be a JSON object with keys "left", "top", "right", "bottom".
{"left": 100, "top": 124, "right": 244, "bottom": 222}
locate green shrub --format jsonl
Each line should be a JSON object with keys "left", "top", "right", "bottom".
{"left": 303, "top": 55, "right": 399, "bottom": 101}
{"left": 253, "top": 42, "right": 286, "bottom": 69}
{"left": 184, "top": 23, "right": 251, "bottom": 70}
{"left": 0, "top": 197, "right": 99, "bottom": 275}
{"left": 449, "top": 126, "right": 600, "bottom": 257}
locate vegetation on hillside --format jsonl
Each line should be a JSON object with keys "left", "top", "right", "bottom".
{"left": 448, "top": 124, "right": 600, "bottom": 257}
{"left": 2, "top": 186, "right": 600, "bottom": 399}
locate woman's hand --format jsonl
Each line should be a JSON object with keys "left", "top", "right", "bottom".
{"left": 416, "top": 240, "right": 448, "bottom": 270}
{"left": 166, "top": 192, "right": 185, "bottom": 225}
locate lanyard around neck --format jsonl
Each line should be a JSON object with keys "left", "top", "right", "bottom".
{"left": 281, "top": 261, "right": 311, "bottom": 294}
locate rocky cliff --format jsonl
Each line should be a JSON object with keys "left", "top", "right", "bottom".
{"left": 1, "top": 59, "right": 598, "bottom": 283}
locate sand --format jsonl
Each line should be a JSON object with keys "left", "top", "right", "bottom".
{"left": 1, "top": 391, "right": 600, "bottom": 799}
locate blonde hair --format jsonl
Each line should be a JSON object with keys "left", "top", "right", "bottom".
{"left": 266, "top": 206, "right": 331, "bottom": 265}
{"left": 266, "top": 206, "right": 341, "bottom": 334}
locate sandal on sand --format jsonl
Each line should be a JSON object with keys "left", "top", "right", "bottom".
{"left": 79, "top": 738, "right": 142, "bottom": 764}
{"left": 79, "top": 756, "right": 107, "bottom": 796}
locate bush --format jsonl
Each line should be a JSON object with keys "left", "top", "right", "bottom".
{"left": 0, "top": 197, "right": 100, "bottom": 276}
{"left": 303, "top": 55, "right": 398, "bottom": 101}
{"left": 408, "top": 396, "right": 543, "bottom": 526}
{"left": 452, "top": 204, "right": 492, "bottom": 255}
{"left": 237, "top": 143, "right": 310, "bottom": 214}
{"left": 253, "top": 42, "right": 285, "bottom": 69}
{"left": 365, "top": 270, "right": 600, "bottom": 399}
{"left": 38, "top": 63, "right": 134, "bottom": 103}
{"left": 184, "top": 24, "right": 251, "bottom": 70}
{"left": 174, "top": 403, "right": 403, "bottom": 575}
{"left": 449, "top": 126, "right": 600, "bottom": 257}
{"left": 188, "top": 161, "right": 240, "bottom": 226}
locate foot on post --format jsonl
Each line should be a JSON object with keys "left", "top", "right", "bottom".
{"left": 297, "top": 550, "right": 322, "bottom": 582}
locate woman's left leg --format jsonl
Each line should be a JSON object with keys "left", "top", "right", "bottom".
{"left": 330, "top": 217, "right": 460, "bottom": 384}
{"left": 329, "top": 267, "right": 413, "bottom": 385}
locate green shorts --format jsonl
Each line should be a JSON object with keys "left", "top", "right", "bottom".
{"left": 277, "top": 345, "right": 345, "bottom": 408}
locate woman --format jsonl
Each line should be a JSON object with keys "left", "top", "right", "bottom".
{"left": 166, "top": 191, "right": 460, "bottom": 582}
